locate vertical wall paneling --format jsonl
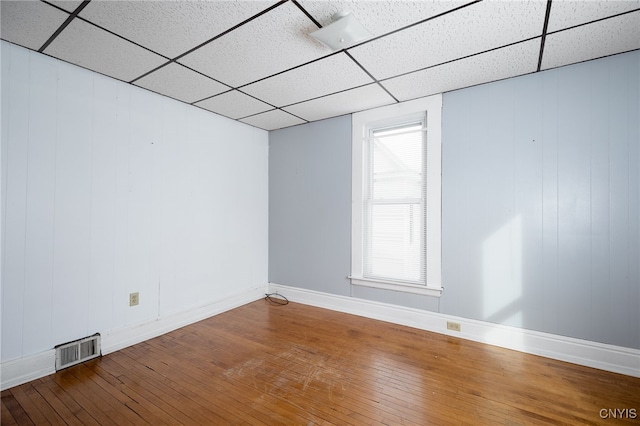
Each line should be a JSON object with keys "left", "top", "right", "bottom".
{"left": 1, "top": 42, "right": 268, "bottom": 363}
{"left": 540, "top": 70, "right": 560, "bottom": 334}
{"left": 125, "top": 88, "right": 161, "bottom": 324}
{"left": 111, "top": 83, "right": 131, "bottom": 330}
{"left": 203, "top": 112, "right": 238, "bottom": 295}
{"left": 205, "top": 115, "right": 269, "bottom": 300}
{"left": 588, "top": 59, "right": 612, "bottom": 344}
{"left": 210, "top": 114, "right": 245, "bottom": 293}
{"left": 0, "top": 46, "right": 7, "bottom": 319}
{"left": 269, "top": 117, "right": 352, "bottom": 297}
{"left": 1, "top": 45, "right": 8, "bottom": 252}
{"left": 512, "top": 74, "right": 544, "bottom": 332}
{"left": 629, "top": 54, "right": 640, "bottom": 350}
{"left": 477, "top": 80, "right": 521, "bottom": 328}
{"left": 556, "top": 63, "right": 593, "bottom": 341}
{"left": 1, "top": 44, "right": 29, "bottom": 360}
{"left": 607, "top": 54, "right": 632, "bottom": 347}
{"left": 22, "top": 51, "right": 58, "bottom": 355}
{"left": 441, "top": 90, "right": 481, "bottom": 318}
{"left": 156, "top": 100, "right": 186, "bottom": 315}
{"left": 87, "top": 76, "right": 119, "bottom": 333}
{"left": 51, "top": 61, "right": 94, "bottom": 345}
{"left": 190, "top": 110, "right": 214, "bottom": 301}
{"left": 156, "top": 95, "right": 269, "bottom": 317}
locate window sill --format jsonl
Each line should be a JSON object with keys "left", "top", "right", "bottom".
{"left": 349, "top": 276, "right": 443, "bottom": 297}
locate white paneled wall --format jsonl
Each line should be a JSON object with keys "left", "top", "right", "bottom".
{"left": 23, "top": 52, "right": 58, "bottom": 356}
{"left": 1, "top": 41, "right": 268, "bottom": 362}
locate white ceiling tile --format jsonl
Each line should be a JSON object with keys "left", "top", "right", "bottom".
{"left": 240, "top": 109, "right": 306, "bottom": 131}
{"left": 547, "top": 0, "right": 639, "bottom": 32}
{"left": 178, "top": 1, "right": 331, "bottom": 88}
{"left": 349, "top": 1, "right": 547, "bottom": 80}
{"left": 48, "top": 1, "right": 84, "bottom": 13}
{"left": 242, "top": 52, "right": 373, "bottom": 107}
{"left": 79, "top": 1, "right": 277, "bottom": 59}
{"left": 0, "top": 1, "right": 69, "bottom": 51}
{"left": 134, "top": 63, "right": 229, "bottom": 104}
{"left": 43, "top": 19, "right": 167, "bottom": 82}
{"left": 382, "top": 40, "right": 540, "bottom": 102}
{"left": 284, "top": 84, "right": 396, "bottom": 122}
{"left": 299, "top": 0, "right": 467, "bottom": 38}
{"left": 541, "top": 11, "right": 640, "bottom": 70}
{"left": 3, "top": 0, "right": 636, "bottom": 127}
{"left": 195, "top": 90, "right": 273, "bottom": 120}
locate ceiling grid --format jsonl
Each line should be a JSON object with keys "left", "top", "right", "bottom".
{"left": 0, "top": 0, "right": 638, "bottom": 131}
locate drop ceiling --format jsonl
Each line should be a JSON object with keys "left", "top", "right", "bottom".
{"left": 1, "top": 0, "right": 638, "bottom": 131}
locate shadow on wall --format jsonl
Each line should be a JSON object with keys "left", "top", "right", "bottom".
{"left": 482, "top": 215, "right": 523, "bottom": 326}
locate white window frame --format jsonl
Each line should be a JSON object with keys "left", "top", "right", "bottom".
{"left": 351, "top": 94, "right": 442, "bottom": 297}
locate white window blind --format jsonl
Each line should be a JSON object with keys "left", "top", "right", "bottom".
{"left": 363, "top": 122, "right": 426, "bottom": 284}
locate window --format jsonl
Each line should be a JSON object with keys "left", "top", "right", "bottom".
{"left": 351, "top": 95, "right": 442, "bottom": 296}
{"left": 365, "top": 121, "right": 426, "bottom": 284}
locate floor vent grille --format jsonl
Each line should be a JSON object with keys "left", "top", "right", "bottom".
{"left": 55, "top": 333, "right": 101, "bottom": 371}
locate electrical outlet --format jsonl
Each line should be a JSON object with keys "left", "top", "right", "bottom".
{"left": 129, "top": 292, "right": 139, "bottom": 307}
{"left": 446, "top": 321, "right": 461, "bottom": 332}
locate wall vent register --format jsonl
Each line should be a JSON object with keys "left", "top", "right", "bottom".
{"left": 55, "top": 333, "right": 101, "bottom": 371}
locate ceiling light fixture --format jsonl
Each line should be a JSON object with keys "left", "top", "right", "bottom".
{"left": 310, "top": 11, "right": 372, "bottom": 51}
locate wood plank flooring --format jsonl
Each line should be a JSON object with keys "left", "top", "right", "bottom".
{"left": 2, "top": 299, "right": 639, "bottom": 425}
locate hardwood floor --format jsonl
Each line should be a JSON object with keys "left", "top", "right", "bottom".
{"left": 2, "top": 299, "right": 639, "bottom": 425}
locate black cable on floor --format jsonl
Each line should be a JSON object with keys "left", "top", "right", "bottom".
{"left": 265, "top": 292, "right": 289, "bottom": 305}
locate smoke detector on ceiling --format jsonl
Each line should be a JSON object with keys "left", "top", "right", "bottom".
{"left": 310, "top": 11, "right": 372, "bottom": 50}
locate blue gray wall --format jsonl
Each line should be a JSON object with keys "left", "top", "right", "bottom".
{"left": 269, "top": 118, "right": 352, "bottom": 297}
{"left": 441, "top": 51, "right": 639, "bottom": 349}
{"left": 269, "top": 50, "right": 639, "bottom": 349}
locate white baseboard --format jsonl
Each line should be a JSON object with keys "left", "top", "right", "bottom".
{"left": 1, "top": 350, "right": 56, "bottom": 391}
{"left": 1, "top": 285, "right": 268, "bottom": 391}
{"left": 269, "top": 283, "right": 640, "bottom": 378}
{"left": 101, "top": 285, "right": 268, "bottom": 355}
